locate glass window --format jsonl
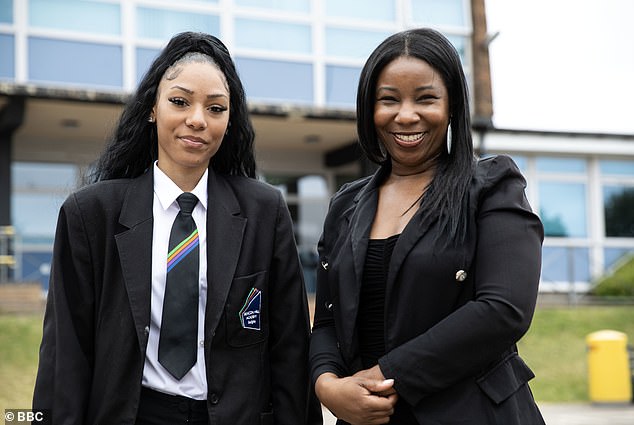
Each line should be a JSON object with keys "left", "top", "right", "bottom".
{"left": 0, "top": 0, "right": 12, "bottom": 23}
{"left": 235, "top": 57, "right": 313, "bottom": 104}
{"left": 600, "top": 159, "right": 634, "bottom": 176}
{"left": 136, "top": 47, "right": 160, "bottom": 85}
{"left": 536, "top": 157, "right": 586, "bottom": 173}
{"left": 604, "top": 248, "right": 634, "bottom": 270}
{"left": 235, "top": 0, "right": 309, "bottom": 13}
{"left": 264, "top": 174, "right": 329, "bottom": 293}
{"left": 234, "top": 18, "right": 311, "bottom": 54}
{"left": 325, "top": 28, "right": 391, "bottom": 59}
{"left": 29, "top": 37, "right": 123, "bottom": 88}
{"left": 326, "top": 0, "right": 395, "bottom": 22}
{"left": 446, "top": 34, "right": 468, "bottom": 66}
{"left": 411, "top": 0, "right": 466, "bottom": 27}
{"left": 325, "top": 65, "right": 361, "bottom": 107}
{"left": 0, "top": 34, "right": 14, "bottom": 79}
{"left": 603, "top": 186, "right": 634, "bottom": 237}
{"left": 136, "top": 7, "right": 219, "bottom": 40}
{"left": 19, "top": 250, "right": 53, "bottom": 290}
{"left": 12, "top": 162, "right": 78, "bottom": 239}
{"left": 541, "top": 246, "right": 590, "bottom": 285}
{"left": 539, "top": 181, "right": 587, "bottom": 237}
{"left": 29, "top": 0, "right": 121, "bottom": 35}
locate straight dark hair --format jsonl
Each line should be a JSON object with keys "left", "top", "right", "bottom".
{"left": 89, "top": 32, "right": 255, "bottom": 183}
{"left": 357, "top": 28, "right": 476, "bottom": 244}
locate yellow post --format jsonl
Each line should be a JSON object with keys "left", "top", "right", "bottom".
{"left": 586, "top": 330, "right": 632, "bottom": 403}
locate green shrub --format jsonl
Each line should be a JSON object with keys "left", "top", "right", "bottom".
{"left": 591, "top": 255, "right": 634, "bottom": 297}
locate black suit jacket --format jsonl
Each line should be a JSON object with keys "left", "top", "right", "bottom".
{"left": 34, "top": 169, "right": 319, "bottom": 425}
{"left": 311, "top": 155, "right": 546, "bottom": 424}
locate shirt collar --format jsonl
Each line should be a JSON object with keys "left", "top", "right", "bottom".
{"left": 153, "top": 162, "right": 208, "bottom": 212}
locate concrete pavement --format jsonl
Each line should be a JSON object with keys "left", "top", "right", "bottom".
{"left": 321, "top": 402, "right": 634, "bottom": 424}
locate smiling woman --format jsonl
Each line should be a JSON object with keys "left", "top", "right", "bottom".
{"left": 151, "top": 54, "right": 231, "bottom": 190}
{"left": 32, "top": 31, "right": 320, "bottom": 425}
{"left": 310, "top": 28, "right": 546, "bottom": 425}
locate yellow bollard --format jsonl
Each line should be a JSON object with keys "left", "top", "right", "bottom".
{"left": 586, "top": 330, "right": 632, "bottom": 403}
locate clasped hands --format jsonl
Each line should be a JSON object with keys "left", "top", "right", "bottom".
{"left": 315, "top": 365, "right": 398, "bottom": 425}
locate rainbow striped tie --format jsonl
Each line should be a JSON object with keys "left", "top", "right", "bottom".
{"left": 159, "top": 192, "right": 199, "bottom": 380}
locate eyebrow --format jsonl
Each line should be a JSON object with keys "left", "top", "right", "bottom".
{"left": 170, "top": 85, "right": 229, "bottom": 99}
{"left": 376, "top": 85, "right": 436, "bottom": 92}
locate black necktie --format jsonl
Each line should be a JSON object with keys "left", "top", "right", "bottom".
{"left": 158, "top": 192, "right": 199, "bottom": 380}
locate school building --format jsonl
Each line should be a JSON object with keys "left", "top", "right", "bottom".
{"left": 0, "top": 0, "right": 633, "bottom": 295}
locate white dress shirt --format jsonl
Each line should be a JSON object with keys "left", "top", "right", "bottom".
{"left": 142, "top": 163, "right": 208, "bottom": 399}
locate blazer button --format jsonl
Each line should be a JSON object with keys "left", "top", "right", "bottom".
{"left": 455, "top": 270, "right": 467, "bottom": 282}
{"left": 321, "top": 260, "right": 329, "bottom": 270}
{"left": 209, "top": 393, "right": 220, "bottom": 405}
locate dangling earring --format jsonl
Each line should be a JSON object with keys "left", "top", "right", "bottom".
{"left": 148, "top": 116, "right": 155, "bottom": 123}
{"left": 446, "top": 122, "right": 452, "bottom": 155}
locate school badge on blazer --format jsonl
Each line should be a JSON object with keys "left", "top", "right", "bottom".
{"left": 239, "top": 287, "right": 261, "bottom": 330}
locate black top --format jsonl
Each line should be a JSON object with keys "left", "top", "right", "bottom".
{"left": 358, "top": 234, "right": 418, "bottom": 424}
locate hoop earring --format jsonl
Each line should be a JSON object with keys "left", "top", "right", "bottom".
{"left": 446, "top": 123, "right": 452, "bottom": 155}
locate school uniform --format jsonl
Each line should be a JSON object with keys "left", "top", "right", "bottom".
{"left": 34, "top": 167, "right": 316, "bottom": 425}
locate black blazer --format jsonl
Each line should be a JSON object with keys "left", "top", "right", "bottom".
{"left": 33, "top": 169, "right": 319, "bottom": 425}
{"left": 311, "top": 155, "right": 546, "bottom": 425}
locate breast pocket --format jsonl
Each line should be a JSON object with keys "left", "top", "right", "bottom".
{"left": 225, "top": 271, "right": 269, "bottom": 347}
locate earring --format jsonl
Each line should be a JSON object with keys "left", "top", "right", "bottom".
{"left": 446, "top": 123, "right": 452, "bottom": 155}
{"left": 148, "top": 116, "right": 155, "bottom": 123}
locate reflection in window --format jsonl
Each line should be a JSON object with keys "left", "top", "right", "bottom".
{"left": 600, "top": 159, "right": 634, "bottom": 176}
{"left": 325, "top": 28, "right": 391, "bottom": 59}
{"left": 29, "top": 0, "right": 121, "bottom": 35}
{"left": 236, "top": 0, "right": 309, "bottom": 13}
{"left": 326, "top": 65, "right": 361, "bottom": 107}
{"left": 136, "top": 7, "right": 219, "bottom": 40}
{"left": 0, "top": 0, "right": 12, "bottom": 23}
{"left": 411, "top": 0, "right": 465, "bottom": 26}
{"left": 236, "top": 57, "right": 313, "bottom": 103}
{"left": 325, "top": 0, "right": 395, "bottom": 21}
{"left": 603, "top": 186, "right": 634, "bottom": 237}
{"left": 539, "top": 181, "right": 587, "bottom": 237}
{"left": 235, "top": 18, "right": 311, "bottom": 53}
{"left": 536, "top": 157, "right": 586, "bottom": 173}
{"left": 29, "top": 37, "right": 123, "bottom": 88}
{"left": 0, "top": 34, "right": 14, "bottom": 79}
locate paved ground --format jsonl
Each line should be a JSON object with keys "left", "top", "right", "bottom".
{"left": 321, "top": 402, "right": 634, "bottom": 424}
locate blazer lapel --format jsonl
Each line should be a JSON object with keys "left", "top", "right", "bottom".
{"left": 204, "top": 171, "right": 247, "bottom": 337}
{"left": 386, "top": 193, "right": 441, "bottom": 292}
{"left": 115, "top": 170, "right": 154, "bottom": 351}
{"left": 338, "top": 168, "right": 385, "bottom": 346}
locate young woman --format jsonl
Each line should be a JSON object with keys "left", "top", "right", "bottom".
{"left": 34, "top": 32, "right": 319, "bottom": 425}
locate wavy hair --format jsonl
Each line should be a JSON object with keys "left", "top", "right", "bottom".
{"left": 356, "top": 28, "right": 476, "bottom": 244}
{"left": 89, "top": 32, "right": 255, "bottom": 182}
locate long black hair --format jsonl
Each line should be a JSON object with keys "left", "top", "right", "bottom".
{"left": 357, "top": 28, "right": 476, "bottom": 244}
{"left": 89, "top": 32, "right": 255, "bottom": 182}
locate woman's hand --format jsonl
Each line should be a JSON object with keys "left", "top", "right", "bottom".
{"left": 315, "top": 371, "right": 398, "bottom": 425}
{"left": 352, "top": 365, "right": 397, "bottom": 397}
